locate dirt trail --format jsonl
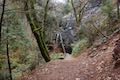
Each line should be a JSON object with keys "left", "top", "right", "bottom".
{"left": 64, "top": 53, "right": 75, "bottom": 60}
{"left": 21, "top": 32, "right": 120, "bottom": 80}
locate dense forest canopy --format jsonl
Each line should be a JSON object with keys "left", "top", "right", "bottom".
{"left": 0, "top": 0, "right": 120, "bottom": 80}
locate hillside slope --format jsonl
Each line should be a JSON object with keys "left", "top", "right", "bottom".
{"left": 21, "top": 31, "right": 120, "bottom": 80}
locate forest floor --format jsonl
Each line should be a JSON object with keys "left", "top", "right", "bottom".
{"left": 20, "top": 32, "right": 120, "bottom": 80}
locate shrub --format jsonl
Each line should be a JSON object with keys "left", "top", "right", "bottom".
{"left": 72, "top": 38, "right": 89, "bottom": 57}
{"left": 50, "top": 53, "right": 64, "bottom": 60}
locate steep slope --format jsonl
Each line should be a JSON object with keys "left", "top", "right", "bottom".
{"left": 20, "top": 31, "right": 120, "bottom": 80}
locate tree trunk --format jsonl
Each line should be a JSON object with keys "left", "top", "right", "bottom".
{"left": 0, "top": 0, "right": 6, "bottom": 48}
{"left": 71, "top": 0, "right": 78, "bottom": 27}
{"left": 24, "top": 0, "right": 50, "bottom": 62}
{"left": 7, "top": 29, "right": 12, "bottom": 80}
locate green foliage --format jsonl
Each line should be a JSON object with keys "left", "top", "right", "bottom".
{"left": 72, "top": 38, "right": 89, "bottom": 57}
{"left": 1, "top": 12, "right": 31, "bottom": 52}
{"left": 101, "top": 0, "right": 113, "bottom": 17}
{"left": 79, "top": 27, "right": 88, "bottom": 39}
{"left": 107, "top": 25, "right": 119, "bottom": 36}
{"left": 62, "top": 2, "right": 72, "bottom": 15}
{"left": 0, "top": 11, "right": 39, "bottom": 79}
{"left": 0, "top": 70, "right": 10, "bottom": 80}
{"left": 50, "top": 53, "right": 64, "bottom": 60}
{"left": 9, "top": 63, "right": 30, "bottom": 79}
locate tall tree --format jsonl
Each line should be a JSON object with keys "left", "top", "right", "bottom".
{"left": 71, "top": 0, "right": 88, "bottom": 28}
{"left": 6, "top": 26, "right": 12, "bottom": 80}
{"left": 24, "top": 0, "right": 51, "bottom": 62}
{"left": 0, "top": 0, "right": 12, "bottom": 80}
{"left": 0, "top": 0, "right": 6, "bottom": 46}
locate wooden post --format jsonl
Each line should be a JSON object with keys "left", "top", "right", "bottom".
{"left": 59, "top": 33, "right": 66, "bottom": 55}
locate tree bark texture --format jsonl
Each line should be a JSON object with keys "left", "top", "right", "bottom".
{"left": 24, "top": 0, "right": 51, "bottom": 62}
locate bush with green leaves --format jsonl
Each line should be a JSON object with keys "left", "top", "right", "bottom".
{"left": 72, "top": 38, "right": 89, "bottom": 57}
{"left": 0, "top": 11, "right": 39, "bottom": 79}
{"left": 101, "top": 0, "right": 114, "bottom": 19}
{"left": 62, "top": 1, "right": 72, "bottom": 15}
{"left": 101, "top": 0, "right": 113, "bottom": 14}
{"left": 0, "top": 69, "right": 10, "bottom": 80}
{"left": 50, "top": 53, "right": 64, "bottom": 60}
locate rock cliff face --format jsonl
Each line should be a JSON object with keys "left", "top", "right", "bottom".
{"left": 89, "top": 0, "right": 102, "bottom": 8}
{"left": 58, "top": 0, "right": 106, "bottom": 45}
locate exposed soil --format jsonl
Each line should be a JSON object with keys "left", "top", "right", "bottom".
{"left": 20, "top": 32, "right": 120, "bottom": 80}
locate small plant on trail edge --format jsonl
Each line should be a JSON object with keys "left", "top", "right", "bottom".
{"left": 72, "top": 38, "right": 89, "bottom": 57}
